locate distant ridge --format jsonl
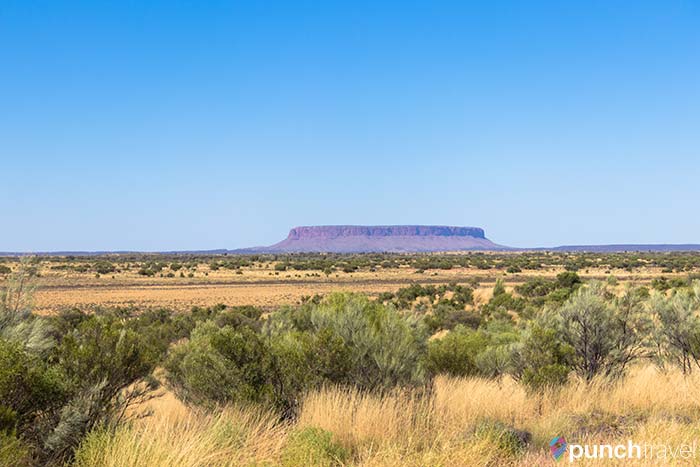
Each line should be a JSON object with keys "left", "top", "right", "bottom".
{"left": 0, "top": 249, "right": 231, "bottom": 257}
{"left": 3, "top": 227, "right": 700, "bottom": 255}
{"left": 543, "top": 244, "right": 700, "bottom": 253}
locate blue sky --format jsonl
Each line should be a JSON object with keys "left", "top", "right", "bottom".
{"left": 1, "top": 1, "right": 698, "bottom": 251}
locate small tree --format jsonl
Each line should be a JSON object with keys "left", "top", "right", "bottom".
{"left": 612, "top": 286, "right": 653, "bottom": 371}
{"left": 558, "top": 283, "right": 648, "bottom": 381}
{"left": 650, "top": 284, "right": 700, "bottom": 374}
{"left": 515, "top": 315, "right": 574, "bottom": 390}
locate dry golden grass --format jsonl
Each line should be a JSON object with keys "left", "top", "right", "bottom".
{"left": 298, "top": 367, "right": 700, "bottom": 466}
{"left": 34, "top": 282, "right": 406, "bottom": 314}
{"left": 74, "top": 402, "right": 288, "bottom": 467}
{"left": 74, "top": 365, "right": 700, "bottom": 466}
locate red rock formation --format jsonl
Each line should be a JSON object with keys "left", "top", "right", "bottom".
{"left": 258, "top": 225, "right": 503, "bottom": 253}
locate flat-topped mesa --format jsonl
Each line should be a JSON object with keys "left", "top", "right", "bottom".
{"left": 258, "top": 225, "right": 502, "bottom": 253}
{"left": 286, "top": 225, "right": 486, "bottom": 240}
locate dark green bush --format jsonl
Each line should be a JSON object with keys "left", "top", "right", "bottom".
{"left": 168, "top": 293, "right": 430, "bottom": 413}
{"left": 92, "top": 261, "right": 115, "bottom": 275}
{"left": 480, "top": 281, "right": 525, "bottom": 321}
{"left": 166, "top": 322, "right": 277, "bottom": 407}
{"left": 0, "top": 339, "right": 66, "bottom": 437}
{"left": 426, "top": 326, "right": 490, "bottom": 377}
{"left": 556, "top": 271, "right": 582, "bottom": 289}
{"left": 424, "top": 304, "right": 482, "bottom": 333}
{"left": 214, "top": 306, "right": 264, "bottom": 331}
{"left": 299, "top": 293, "right": 428, "bottom": 391}
{"left": 40, "top": 314, "right": 163, "bottom": 462}
{"left": 58, "top": 315, "right": 161, "bottom": 391}
{"left": 517, "top": 321, "right": 573, "bottom": 390}
{"left": 514, "top": 278, "right": 556, "bottom": 299}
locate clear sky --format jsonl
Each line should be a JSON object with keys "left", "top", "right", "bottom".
{"left": 1, "top": 1, "right": 698, "bottom": 251}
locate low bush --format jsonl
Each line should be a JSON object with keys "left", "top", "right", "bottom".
{"left": 426, "top": 326, "right": 490, "bottom": 377}
{"left": 281, "top": 427, "right": 349, "bottom": 467}
{"left": 0, "top": 339, "right": 66, "bottom": 438}
{"left": 473, "top": 419, "right": 530, "bottom": 458}
{"left": 166, "top": 322, "right": 277, "bottom": 407}
{"left": 426, "top": 322, "right": 520, "bottom": 379}
{"left": 424, "top": 304, "right": 482, "bottom": 333}
{"left": 167, "top": 293, "right": 430, "bottom": 415}
{"left": 516, "top": 320, "right": 573, "bottom": 390}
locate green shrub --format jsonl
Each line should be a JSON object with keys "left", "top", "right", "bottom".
{"left": 303, "top": 293, "right": 428, "bottom": 390}
{"left": 213, "top": 306, "right": 264, "bottom": 331}
{"left": 58, "top": 315, "right": 161, "bottom": 391}
{"left": 515, "top": 284, "right": 649, "bottom": 389}
{"left": 473, "top": 420, "right": 530, "bottom": 458}
{"left": 651, "top": 277, "right": 688, "bottom": 291}
{"left": 517, "top": 320, "right": 573, "bottom": 390}
{"left": 166, "top": 322, "right": 277, "bottom": 407}
{"left": 473, "top": 323, "right": 521, "bottom": 378}
{"left": 42, "top": 314, "right": 162, "bottom": 462}
{"left": 426, "top": 322, "right": 520, "bottom": 379}
{"left": 0, "top": 339, "right": 66, "bottom": 436}
{"left": 475, "top": 344, "right": 515, "bottom": 378}
{"left": 426, "top": 326, "right": 489, "bottom": 377}
{"left": 514, "top": 278, "right": 556, "bottom": 299}
{"left": 262, "top": 293, "right": 429, "bottom": 407}
{"left": 271, "top": 327, "right": 350, "bottom": 390}
{"left": 650, "top": 284, "right": 700, "bottom": 373}
{"left": 480, "top": 281, "right": 525, "bottom": 321}
{"left": 92, "top": 261, "right": 115, "bottom": 275}
{"left": 424, "top": 304, "right": 481, "bottom": 333}
{"left": 282, "top": 427, "right": 349, "bottom": 467}
{"left": 556, "top": 271, "right": 582, "bottom": 289}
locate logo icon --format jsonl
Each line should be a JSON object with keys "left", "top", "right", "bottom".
{"left": 550, "top": 436, "right": 568, "bottom": 461}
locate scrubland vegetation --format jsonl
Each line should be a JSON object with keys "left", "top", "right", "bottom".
{"left": 9, "top": 251, "right": 700, "bottom": 315}
{"left": 6, "top": 250, "right": 700, "bottom": 281}
{"left": 4, "top": 254, "right": 700, "bottom": 465}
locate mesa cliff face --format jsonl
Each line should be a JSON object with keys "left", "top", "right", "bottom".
{"left": 254, "top": 225, "right": 503, "bottom": 253}
{"left": 285, "top": 225, "right": 486, "bottom": 240}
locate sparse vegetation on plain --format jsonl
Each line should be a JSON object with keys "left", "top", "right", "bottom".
{"left": 3, "top": 253, "right": 700, "bottom": 465}
{"left": 5, "top": 251, "right": 700, "bottom": 314}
